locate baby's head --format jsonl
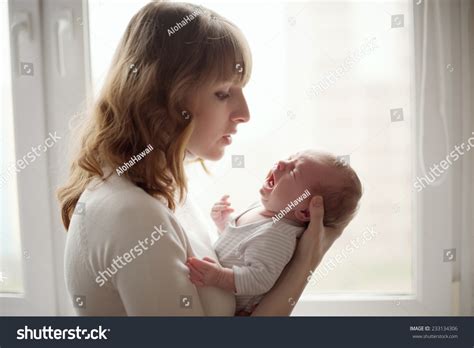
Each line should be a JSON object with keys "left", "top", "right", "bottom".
{"left": 259, "top": 149, "right": 362, "bottom": 229}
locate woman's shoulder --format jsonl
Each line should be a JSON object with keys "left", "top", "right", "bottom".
{"left": 76, "top": 174, "right": 185, "bottom": 244}
{"left": 84, "top": 174, "right": 170, "bottom": 214}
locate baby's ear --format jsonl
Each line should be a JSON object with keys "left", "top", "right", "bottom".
{"left": 294, "top": 209, "right": 311, "bottom": 222}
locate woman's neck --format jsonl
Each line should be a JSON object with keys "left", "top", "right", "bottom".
{"left": 184, "top": 150, "right": 197, "bottom": 162}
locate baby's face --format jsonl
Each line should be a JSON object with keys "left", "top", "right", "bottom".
{"left": 259, "top": 151, "right": 339, "bottom": 220}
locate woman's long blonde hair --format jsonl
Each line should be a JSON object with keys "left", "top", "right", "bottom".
{"left": 58, "top": 1, "right": 252, "bottom": 230}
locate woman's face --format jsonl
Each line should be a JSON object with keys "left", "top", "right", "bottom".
{"left": 186, "top": 80, "right": 250, "bottom": 161}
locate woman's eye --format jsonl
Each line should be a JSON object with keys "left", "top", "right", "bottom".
{"left": 215, "top": 92, "right": 230, "bottom": 100}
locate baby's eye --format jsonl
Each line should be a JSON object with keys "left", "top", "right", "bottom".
{"left": 215, "top": 91, "right": 230, "bottom": 100}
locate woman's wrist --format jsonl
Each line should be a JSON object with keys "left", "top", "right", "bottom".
{"left": 293, "top": 241, "right": 323, "bottom": 271}
{"left": 251, "top": 256, "right": 310, "bottom": 316}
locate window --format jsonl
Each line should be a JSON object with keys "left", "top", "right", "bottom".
{"left": 0, "top": 0, "right": 23, "bottom": 295}
{"left": 88, "top": 0, "right": 149, "bottom": 94}
{"left": 87, "top": 1, "right": 458, "bottom": 316}
{"left": 186, "top": 0, "right": 414, "bottom": 296}
{"left": 1, "top": 0, "right": 59, "bottom": 315}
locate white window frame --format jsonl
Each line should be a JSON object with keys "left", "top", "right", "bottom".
{"left": 1, "top": 0, "right": 56, "bottom": 315}
{"left": 1, "top": 0, "right": 88, "bottom": 315}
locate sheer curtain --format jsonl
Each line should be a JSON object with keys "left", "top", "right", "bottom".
{"left": 414, "top": 0, "right": 473, "bottom": 315}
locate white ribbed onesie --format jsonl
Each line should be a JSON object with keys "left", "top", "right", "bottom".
{"left": 214, "top": 202, "right": 304, "bottom": 312}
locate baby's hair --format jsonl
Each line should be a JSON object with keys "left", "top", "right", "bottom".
{"left": 310, "top": 153, "right": 363, "bottom": 229}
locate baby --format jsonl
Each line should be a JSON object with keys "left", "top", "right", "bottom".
{"left": 186, "top": 149, "right": 362, "bottom": 314}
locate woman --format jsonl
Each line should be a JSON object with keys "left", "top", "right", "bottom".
{"left": 58, "top": 1, "right": 346, "bottom": 316}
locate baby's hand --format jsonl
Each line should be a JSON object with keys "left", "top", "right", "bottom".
{"left": 210, "top": 195, "right": 234, "bottom": 232}
{"left": 186, "top": 257, "right": 236, "bottom": 292}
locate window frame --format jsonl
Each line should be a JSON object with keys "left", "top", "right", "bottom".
{"left": 1, "top": 0, "right": 88, "bottom": 316}
{"left": 1, "top": 0, "right": 56, "bottom": 315}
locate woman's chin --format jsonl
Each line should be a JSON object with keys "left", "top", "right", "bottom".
{"left": 200, "top": 147, "right": 225, "bottom": 161}
{"left": 211, "top": 151, "right": 226, "bottom": 161}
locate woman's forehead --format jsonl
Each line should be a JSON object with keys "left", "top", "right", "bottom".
{"left": 215, "top": 78, "right": 244, "bottom": 87}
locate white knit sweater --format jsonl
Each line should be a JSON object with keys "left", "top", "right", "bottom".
{"left": 64, "top": 172, "right": 235, "bottom": 316}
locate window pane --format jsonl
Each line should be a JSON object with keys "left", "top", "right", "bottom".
{"left": 286, "top": 0, "right": 414, "bottom": 295}
{"left": 0, "top": 0, "right": 23, "bottom": 294}
{"left": 88, "top": 0, "right": 149, "bottom": 94}
{"left": 184, "top": 1, "right": 413, "bottom": 295}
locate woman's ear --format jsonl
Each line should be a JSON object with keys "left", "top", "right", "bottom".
{"left": 294, "top": 208, "right": 311, "bottom": 222}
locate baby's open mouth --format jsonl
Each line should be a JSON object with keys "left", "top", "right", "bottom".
{"left": 263, "top": 170, "right": 275, "bottom": 191}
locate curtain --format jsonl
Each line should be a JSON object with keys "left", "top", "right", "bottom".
{"left": 414, "top": 0, "right": 473, "bottom": 315}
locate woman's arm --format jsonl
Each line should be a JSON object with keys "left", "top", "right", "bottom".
{"left": 101, "top": 196, "right": 207, "bottom": 316}
{"left": 251, "top": 196, "right": 346, "bottom": 316}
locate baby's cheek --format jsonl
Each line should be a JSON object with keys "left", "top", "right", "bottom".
{"left": 281, "top": 189, "right": 311, "bottom": 210}
{"left": 274, "top": 191, "right": 293, "bottom": 208}
{"left": 278, "top": 188, "right": 298, "bottom": 203}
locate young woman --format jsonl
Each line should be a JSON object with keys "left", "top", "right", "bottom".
{"left": 58, "top": 1, "right": 346, "bottom": 316}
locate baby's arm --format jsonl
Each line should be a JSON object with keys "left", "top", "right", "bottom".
{"left": 187, "top": 227, "right": 296, "bottom": 296}
{"left": 186, "top": 257, "right": 236, "bottom": 292}
{"left": 210, "top": 195, "right": 234, "bottom": 233}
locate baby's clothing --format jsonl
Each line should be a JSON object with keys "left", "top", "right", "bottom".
{"left": 214, "top": 202, "right": 304, "bottom": 312}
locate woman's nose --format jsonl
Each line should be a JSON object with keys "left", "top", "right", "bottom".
{"left": 232, "top": 107, "right": 250, "bottom": 124}
{"left": 231, "top": 91, "right": 250, "bottom": 123}
{"left": 232, "top": 113, "right": 249, "bottom": 124}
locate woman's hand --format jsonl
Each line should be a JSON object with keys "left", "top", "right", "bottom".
{"left": 293, "top": 196, "right": 345, "bottom": 268}
{"left": 251, "top": 196, "right": 347, "bottom": 316}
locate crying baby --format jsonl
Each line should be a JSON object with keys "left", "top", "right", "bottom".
{"left": 186, "top": 149, "right": 362, "bottom": 314}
